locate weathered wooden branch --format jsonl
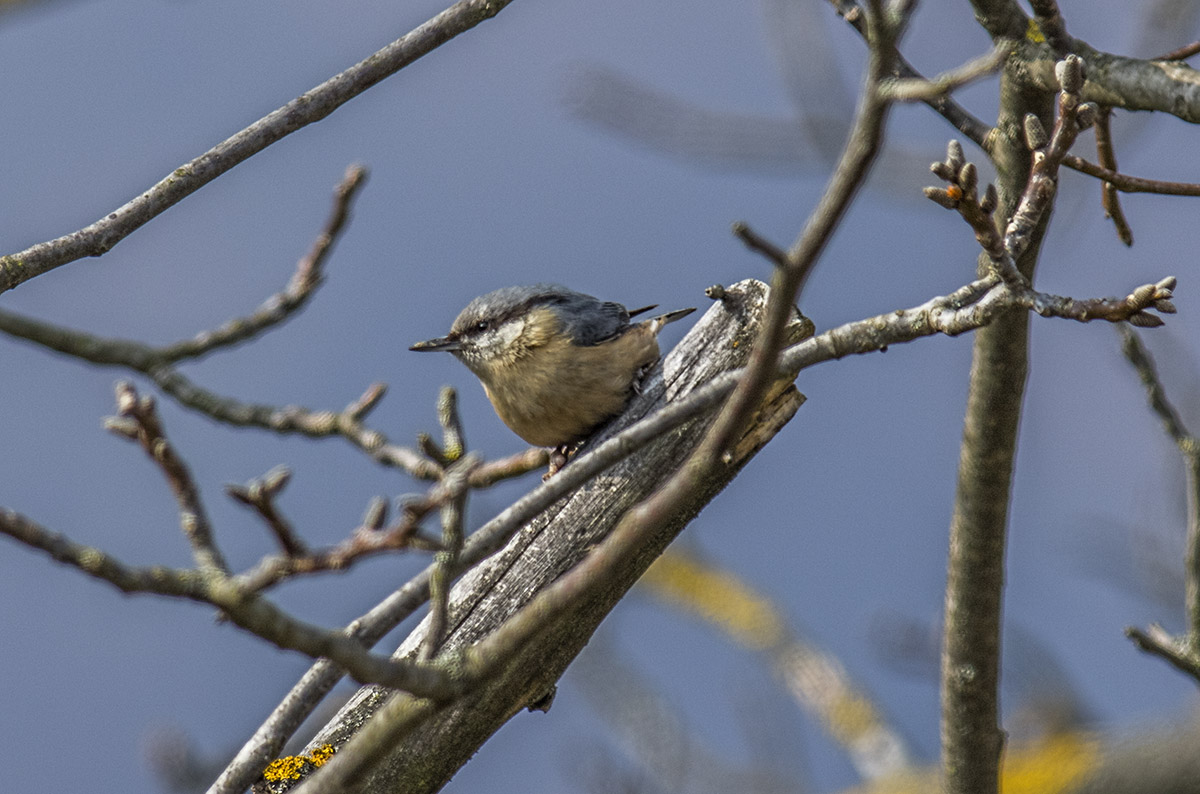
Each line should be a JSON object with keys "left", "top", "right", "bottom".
{"left": 281, "top": 278, "right": 810, "bottom": 793}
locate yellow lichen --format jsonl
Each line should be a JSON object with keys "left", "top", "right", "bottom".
{"left": 262, "top": 745, "right": 336, "bottom": 782}
{"left": 309, "top": 744, "right": 335, "bottom": 768}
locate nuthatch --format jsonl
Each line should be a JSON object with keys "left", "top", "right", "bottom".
{"left": 410, "top": 284, "right": 695, "bottom": 449}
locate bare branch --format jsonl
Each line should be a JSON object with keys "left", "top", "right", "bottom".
{"left": 1120, "top": 327, "right": 1200, "bottom": 663}
{"left": 1154, "top": 40, "right": 1200, "bottom": 61}
{"left": 925, "top": 142, "right": 1010, "bottom": 276}
{"left": 0, "top": 495, "right": 470, "bottom": 699}
{"left": 0, "top": 170, "right": 440, "bottom": 480}
{"left": 698, "top": 0, "right": 897, "bottom": 500}
{"left": 1020, "top": 38, "right": 1200, "bottom": 124}
{"left": 1061, "top": 154, "right": 1200, "bottom": 196}
{"left": 233, "top": 486, "right": 451, "bottom": 594}
{"left": 831, "top": 0, "right": 995, "bottom": 147}
{"left": 731, "top": 221, "right": 789, "bottom": 268}
{"left": 148, "top": 373, "right": 439, "bottom": 478}
{"left": 880, "top": 42, "right": 1011, "bottom": 102}
{"left": 157, "top": 165, "right": 368, "bottom": 363}
{"left": 0, "top": 507, "right": 214, "bottom": 598}
{"left": 1125, "top": 625, "right": 1200, "bottom": 684}
{"left": 227, "top": 466, "right": 308, "bottom": 558}
{"left": 937, "top": 34, "right": 1055, "bottom": 794}
{"left": 107, "top": 382, "right": 229, "bottom": 574}
{"left": 925, "top": 57, "right": 1095, "bottom": 288}
{"left": 420, "top": 458, "right": 473, "bottom": 662}
{"left": 1119, "top": 325, "right": 1191, "bottom": 443}
{"left": 0, "top": 1, "right": 517, "bottom": 294}
{"left": 1005, "top": 55, "right": 1094, "bottom": 259}
{"left": 1094, "top": 109, "right": 1134, "bottom": 245}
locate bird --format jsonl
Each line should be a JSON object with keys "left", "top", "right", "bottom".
{"left": 410, "top": 284, "right": 695, "bottom": 450}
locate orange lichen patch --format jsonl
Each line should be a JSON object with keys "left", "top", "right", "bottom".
{"left": 308, "top": 744, "right": 335, "bottom": 768}
{"left": 262, "top": 745, "right": 337, "bottom": 782}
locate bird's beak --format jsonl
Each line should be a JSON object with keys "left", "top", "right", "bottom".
{"left": 409, "top": 335, "right": 461, "bottom": 352}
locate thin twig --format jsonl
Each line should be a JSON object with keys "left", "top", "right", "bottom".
{"left": 924, "top": 57, "right": 1094, "bottom": 288}
{"left": 731, "top": 221, "right": 789, "bottom": 267}
{"left": 1119, "top": 326, "right": 1200, "bottom": 660}
{"left": 146, "top": 371, "right": 438, "bottom": 477}
{"left": 437, "top": 386, "right": 466, "bottom": 462}
{"left": 1094, "top": 109, "right": 1134, "bottom": 245}
{"left": 229, "top": 449, "right": 541, "bottom": 593}
{"left": 830, "top": 0, "right": 995, "bottom": 149}
{"left": 1119, "top": 325, "right": 1191, "bottom": 442}
{"left": 107, "top": 382, "right": 229, "bottom": 574}
{"left": 0, "top": 0, "right": 518, "bottom": 295}
{"left": 1153, "top": 40, "right": 1200, "bottom": 61}
{"left": 707, "top": 0, "right": 898, "bottom": 470}
{"left": 0, "top": 502, "right": 463, "bottom": 698}
{"left": 227, "top": 466, "right": 309, "bottom": 557}
{"left": 1125, "top": 625, "right": 1200, "bottom": 683}
{"left": 1061, "top": 154, "right": 1200, "bottom": 196}
{"left": 880, "top": 42, "right": 1010, "bottom": 102}
{"left": 235, "top": 486, "right": 447, "bottom": 593}
{"left": 925, "top": 141, "right": 1010, "bottom": 277}
{"left": 420, "top": 458, "right": 474, "bottom": 661}
{"left": 1004, "top": 56, "right": 1094, "bottom": 260}
{"left": 157, "top": 165, "right": 368, "bottom": 363}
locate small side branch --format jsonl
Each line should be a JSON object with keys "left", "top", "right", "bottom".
{"left": 227, "top": 466, "right": 309, "bottom": 558}
{"left": 105, "top": 382, "right": 229, "bottom": 574}
{"left": 0, "top": 503, "right": 458, "bottom": 696}
{"left": 420, "top": 457, "right": 474, "bottom": 661}
{"left": 1126, "top": 626, "right": 1200, "bottom": 683}
{"left": 1120, "top": 327, "right": 1200, "bottom": 671}
{"left": 158, "top": 166, "right": 367, "bottom": 362}
{"left": 831, "top": 0, "right": 995, "bottom": 148}
{"left": 1155, "top": 41, "right": 1200, "bottom": 61}
{"left": 1022, "top": 277, "right": 1175, "bottom": 327}
{"left": 1093, "top": 109, "right": 1133, "bottom": 246}
{"left": 1060, "top": 155, "right": 1200, "bottom": 197}
{"left": 880, "top": 42, "right": 1010, "bottom": 103}
{"left": 1005, "top": 56, "right": 1096, "bottom": 259}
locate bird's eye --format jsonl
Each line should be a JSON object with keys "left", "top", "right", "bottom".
{"left": 474, "top": 320, "right": 490, "bottom": 332}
